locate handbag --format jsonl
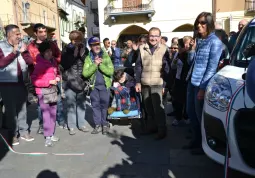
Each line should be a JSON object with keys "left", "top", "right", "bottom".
{"left": 41, "top": 85, "right": 58, "bottom": 104}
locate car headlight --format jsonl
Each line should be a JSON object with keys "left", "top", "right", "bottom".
{"left": 205, "top": 74, "right": 232, "bottom": 112}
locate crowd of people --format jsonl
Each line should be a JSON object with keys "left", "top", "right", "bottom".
{"left": 0, "top": 11, "right": 248, "bottom": 154}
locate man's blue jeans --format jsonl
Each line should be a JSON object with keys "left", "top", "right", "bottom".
{"left": 186, "top": 81, "right": 204, "bottom": 146}
{"left": 38, "top": 83, "right": 65, "bottom": 126}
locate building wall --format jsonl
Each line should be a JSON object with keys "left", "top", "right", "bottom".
{"left": 215, "top": 0, "right": 253, "bottom": 34}
{"left": 98, "top": 0, "right": 212, "bottom": 47}
{"left": 216, "top": 0, "right": 244, "bottom": 12}
{"left": 60, "top": 0, "right": 86, "bottom": 45}
{"left": 0, "top": 0, "right": 15, "bottom": 27}
{"left": 85, "top": 0, "right": 99, "bottom": 38}
{"left": 15, "top": 0, "right": 61, "bottom": 46}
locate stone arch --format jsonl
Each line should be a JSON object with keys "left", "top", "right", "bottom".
{"left": 172, "top": 24, "right": 194, "bottom": 32}
{"left": 117, "top": 25, "right": 148, "bottom": 48}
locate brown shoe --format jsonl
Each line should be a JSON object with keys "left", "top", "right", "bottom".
{"left": 21, "top": 134, "right": 35, "bottom": 142}
{"left": 12, "top": 137, "right": 19, "bottom": 146}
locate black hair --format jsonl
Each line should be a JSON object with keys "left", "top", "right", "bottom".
{"left": 215, "top": 29, "right": 229, "bottom": 48}
{"left": 4, "top": 24, "right": 19, "bottom": 36}
{"left": 138, "top": 34, "right": 147, "bottom": 42}
{"left": 194, "top": 12, "right": 215, "bottom": 38}
{"left": 38, "top": 41, "right": 51, "bottom": 54}
{"left": 33, "top": 23, "right": 46, "bottom": 33}
{"left": 113, "top": 69, "right": 125, "bottom": 82}
{"left": 103, "top": 38, "right": 110, "bottom": 43}
{"left": 161, "top": 36, "right": 168, "bottom": 42}
{"left": 78, "top": 27, "right": 86, "bottom": 33}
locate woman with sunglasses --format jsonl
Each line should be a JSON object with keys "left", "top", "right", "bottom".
{"left": 185, "top": 12, "right": 222, "bottom": 155}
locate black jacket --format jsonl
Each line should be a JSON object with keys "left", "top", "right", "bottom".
{"left": 61, "top": 44, "right": 89, "bottom": 93}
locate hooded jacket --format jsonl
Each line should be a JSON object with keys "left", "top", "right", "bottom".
{"left": 31, "top": 55, "right": 60, "bottom": 95}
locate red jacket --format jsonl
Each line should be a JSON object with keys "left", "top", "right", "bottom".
{"left": 27, "top": 40, "right": 61, "bottom": 64}
{"left": 31, "top": 55, "right": 60, "bottom": 95}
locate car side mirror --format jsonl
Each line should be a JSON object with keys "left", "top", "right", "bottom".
{"left": 242, "top": 73, "right": 246, "bottom": 80}
{"left": 243, "top": 43, "right": 255, "bottom": 59}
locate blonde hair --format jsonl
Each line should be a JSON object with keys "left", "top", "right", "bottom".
{"left": 183, "top": 36, "right": 192, "bottom": 43}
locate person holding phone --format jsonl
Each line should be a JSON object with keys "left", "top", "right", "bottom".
{"left": 185, "top": 12, "right": 222, "bottom": 155}
{"left": 61, "top": 30, "right": 90, "bottom": 135}
{"left": 170, "top": 36, "right": 192, "bottom": 126}
{"left": 0, "top": 24, "right": 34, "bottom": 146}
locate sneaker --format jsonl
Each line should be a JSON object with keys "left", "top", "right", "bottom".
{"left": 51, "top": 135, "right": 60, "bottom": 142}
{"left": 91, "top": 125, "right": 101, "bottom": 134}
{"left": 172, "top": 119, "right": 180, "bottom": 126}
{"left": 12, "top": 137, "right": 19, "bottom": 146}
{"left": 45, "top": 137, "right": 53, "bottom": 147}
{"left": 69, "top": 128, "right": 76, "bottom": 135}
{"left": 21, "top": 134, "right": 35, "bottom": 142}
{"left": 80, "top": 126, "right": 89, "bottom": 133}
{"left": 37, "top": 125, "right": 44, "bottom": 134}
{"left": 59, "top": 123, "right": 68, "bottom": 129}
{"left": 102, "top": 125, "right": 109, "bottom": 135}
{"left": 184, "top": 119, "right": 191, "bottom": 125}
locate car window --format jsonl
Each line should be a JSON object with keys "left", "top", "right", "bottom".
{"left": 236, "top": 26, "right": 255, "bottom": 61}
{"left": 231, "top": 19, "right": 255, "bottom": 68}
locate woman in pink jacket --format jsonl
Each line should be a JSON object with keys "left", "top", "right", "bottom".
{"left": 31, "top": 41, "right": 61, "bottom": 147}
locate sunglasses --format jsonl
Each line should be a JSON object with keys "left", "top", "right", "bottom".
{"left": 198, "top": 20, "right": 207, "bottom": 25}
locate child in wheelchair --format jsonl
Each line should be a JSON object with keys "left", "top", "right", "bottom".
{"left": 108, "top": 69, "right": 140, "bottom": 117}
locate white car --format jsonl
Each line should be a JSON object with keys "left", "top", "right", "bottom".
{"left": 202, "top": 18, "right": 255, "bottom": 176}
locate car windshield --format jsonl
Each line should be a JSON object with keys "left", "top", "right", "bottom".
{"left": 231, "top": 19, "right": 255, "bottom": 67}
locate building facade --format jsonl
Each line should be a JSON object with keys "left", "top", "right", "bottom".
{"left": 215, "top": 0, "right": 254, "bottom": 33}
{"left": 12, "top": 0, "right": 61, "bottom": 46}
{"left": 85, "top": 0, "right": 99, "bottom": 38}
{"left": 88, "top": 0, "right": 212, "bottom": 47}
{"left": 58, "top": 0, "right": 86, "bottom": 49}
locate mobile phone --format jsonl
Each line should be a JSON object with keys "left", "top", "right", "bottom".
{"left": 178, "top": 38, "right": 184, "bottom": 48}
{"left": 193, "top": 30, "right": 198, "bottom": 39}
{"left": 18, "top": 40, "right": 23, "bottom": 50}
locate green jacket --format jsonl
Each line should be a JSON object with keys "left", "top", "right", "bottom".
{"left": 82, "top": 50, "right": 114, "bottom": 89}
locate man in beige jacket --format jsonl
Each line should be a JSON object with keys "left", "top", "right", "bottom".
{"left": 135, "top": 27, "right": 169, "bottom": 140}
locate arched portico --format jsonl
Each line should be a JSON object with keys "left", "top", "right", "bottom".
{"left": 117, "top": 25, "right": 148, "bottom": 48}
{"left": 172, "top": 24, "right": 194, "bottom": 32}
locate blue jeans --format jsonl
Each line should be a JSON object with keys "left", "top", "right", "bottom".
{"left": 186, "top": 81, "right": 204, "bottom": 146}
{"left": 38, "top": 82, "right": 65, "bottom": 126}
{"left": 64, "top": 87, "right": 87, "bottom": 129}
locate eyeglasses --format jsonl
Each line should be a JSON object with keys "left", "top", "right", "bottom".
{"left": 198, "top": 20, "right": 207, "bottom": 25}
{"left": 149, "top": 35, "right": 160, "bottom": 38}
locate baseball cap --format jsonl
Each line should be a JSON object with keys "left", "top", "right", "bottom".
{"left": 88, "top": 37, "right": 100, "bottom": 45}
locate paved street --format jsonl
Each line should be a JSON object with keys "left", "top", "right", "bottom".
{"left": 0, "top": 102, "right": 254, "bottom": 178}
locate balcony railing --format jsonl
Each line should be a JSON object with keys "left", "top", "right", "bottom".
{"left": 104, "top": 0, "right": 154, "bottom": 20}
{"left": 245, "top": 0, "right": 255, "bottom": 14}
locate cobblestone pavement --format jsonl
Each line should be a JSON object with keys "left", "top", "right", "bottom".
{"left": 0, "top": 103, "right": 254, "bottom": 178}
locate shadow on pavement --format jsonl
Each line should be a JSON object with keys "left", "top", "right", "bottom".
{"left": 0, "top": 129, "right": 13, "bottom": 162}
{"left": 100, "top": 120, "right": 172, "bottom": 178}
{"left": 36, "top": 170, "right": 60, "bottom": 178}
